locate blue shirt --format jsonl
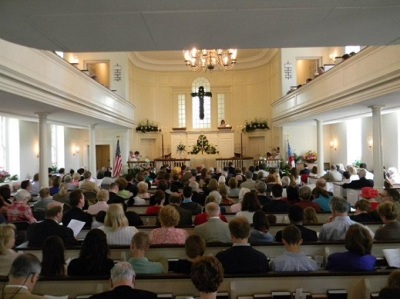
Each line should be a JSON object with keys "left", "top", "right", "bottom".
{"left": 326, "top": 251, "right": 376, "bottom": 271}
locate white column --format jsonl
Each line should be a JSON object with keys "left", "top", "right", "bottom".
{"left": 370, "top": 105, "right": 384, "bottom": 191}
{"left": 316, "top": 119, "right": 324, "bottom": 176}
{"left": 36, "top": 113, "right": 49, "bottom": 188}
{"left": 89, "top": 124, "right": 97, "bottom": 176}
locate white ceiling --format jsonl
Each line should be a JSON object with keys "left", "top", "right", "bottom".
{"left": 1, "top": 0, "right": 400, "bottom": 128}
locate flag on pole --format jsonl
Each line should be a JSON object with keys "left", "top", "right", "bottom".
{"left": 287, "top": 141, "right": 295, "bottom": 168}
{"left": 113, "top": 140, "right": 122, "bottom": 177}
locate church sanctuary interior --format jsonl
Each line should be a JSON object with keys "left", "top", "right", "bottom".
{"left": 1, "top": 1, "right": 400, "bottom": 299}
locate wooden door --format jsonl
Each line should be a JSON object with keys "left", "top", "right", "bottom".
{"left": 96, "top": 145, "right": 110, "bottom": 171}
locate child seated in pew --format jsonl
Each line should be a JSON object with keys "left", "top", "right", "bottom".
{"left": 128, "top": 232, "right": 166, "bottom": 274}
{"left": 173, "top": 234, "right": 206, "bottom": 274}
{"left": 270, "top": 225, "right": 318, "bottom": 272}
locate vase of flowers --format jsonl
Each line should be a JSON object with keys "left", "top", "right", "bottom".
{"left": 303, "top": 150, "right": 318, "bottom": 163}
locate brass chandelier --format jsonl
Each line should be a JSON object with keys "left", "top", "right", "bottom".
{"left": 183, "top": 48, "right": 237, "bottom": 72}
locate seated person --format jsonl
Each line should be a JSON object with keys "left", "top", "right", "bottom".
{"left": 262, "top": 184, "right": 290, "bottom": 213}
{"left": 194, "top": 202, "right": 230, "bottom": 243}
{"left": 215, "top": 217, "right": 270, "bottom": 274}
{"left": 3, "top": 253, "right": 45, "bottom": 299}
{"left": 319, "top": 197, "right": 371, "bottom": 241}
{"left": 0, "top": 224, "right": 19, "bottom": 276}
{"left": 67, "top": 229, "right": 114, "bottom": 276}
{"left": 326, "top": 224, "right": 376, "bottom": 271}
{"left": 311, "top": 178, "right": 332, "bottom": 212}
{"left": 342, "top": 168, "right": 374, "bottom": 189}
{"left": 350, "top": 199, "right": 375, "bottom": 223}
{"left": 249, "top": 210, "right": 275, "bottom": 244}
{"left": 190, "top": 256, "right": 224, "bottom": 299}
{"left": 89, "top": 262, "right": 157, "bottom": 299}
{"left": 27, "top": 202, "right": 78, "bottom": 247}
{"left": 379, "top": 270, "right": 400, "bottom": 299}
{"left": 374, "top": 201, "right": 400, "bottom": 240}
{"left": 62, "top": 189, "right": 92, "bottom": 229}
{"left": 276, "top": 205, "right": 318, "bottom": 242}
{"left": 129, "top": 232, "right": 166, "bottom": 274}
{"left": 270, "top": 225, "right": 317, "bottom": 272}
{"left": 173, "top": 234, "right": 206, "bottom": 274}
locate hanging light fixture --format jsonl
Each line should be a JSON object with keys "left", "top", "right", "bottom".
{"left": 183, "top": 48, "right": 237, "bottom": 72}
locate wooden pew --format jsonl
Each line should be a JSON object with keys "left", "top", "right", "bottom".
{"left": 0, "top": 270, "right": 392, "bottom": 299}
{"left": 134, "top": 212, "right": 333, "bottom": 225}
{"left": 17, "top": 240, "right": 400, "bottom": 265}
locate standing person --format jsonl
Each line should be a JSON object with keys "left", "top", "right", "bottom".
{"left": 190, "top": 256, "right": 224, "bottom": 299}
{"left": 0, "top": 224, "right": 19, "bottom": 276}
{"left": 89, "top": 262, "right": 157, "bottom": 299}
{"left": 215, "top": 217, "right": 270, "bottom": 274}
{"left": 2, "top": 253, "right": 45, "bottom": 299}
{"left": 270, "top": 225, "right": 318, "bottom": 271}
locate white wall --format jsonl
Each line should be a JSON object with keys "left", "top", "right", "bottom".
{"left": 382, "top": 112, "right": 400, "bottom": 171}
{"left": 65, "top": 52, "right": 130, "bottom": 102}
{"left": 280, "top": 47, "right": 345, "bottom": 96}
{"left": 130, "top": 52, "right": 282, "bottom": 160}
{"left": 19, "top": 120, "right": 39, "bottom": 180}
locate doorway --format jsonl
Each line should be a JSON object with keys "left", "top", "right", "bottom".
{"left": 296, "top": 57, "right": 322, "bottom": 85}
{"left": 96, "top": 145, "right": 110, "bottom": 172}
{"left": 85, "top": 60, "right": 110, "bottom": 88}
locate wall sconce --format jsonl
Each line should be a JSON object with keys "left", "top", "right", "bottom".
{"left": 73, "top": 146, "right": 80, "bottom": 156}
{"left": 70, "top": 56, "right": 79, "bottom": 67}
{"left": 368, "top": 138, "right": 373, "bottom": 148}
{"left": 329, "top": 52, "right": 336, "bottom": 63}
{"left": 34, "top": 142, "right": 39, "bottom": 158}
{"left": 329, "top": 140, "right": 337, "bottom": 151}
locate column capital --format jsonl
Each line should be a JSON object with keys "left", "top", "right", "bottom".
{"left": 35, "top": 112, "right": 50, "bottom": 119}
{"left": 368, "top": 105, "right": 385, "bottom": 112}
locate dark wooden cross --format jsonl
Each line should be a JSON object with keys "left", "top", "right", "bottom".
{"left": 191, "top": 86, "right": 212, "bottom": 120}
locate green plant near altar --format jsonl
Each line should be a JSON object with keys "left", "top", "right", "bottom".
{"left": 135, "top": 119, "right": 159, "bottom": 133}
{"left": 176, "top": 142, "right": 186, "bottom": 154}
{"left": 243, "top": 118, "right": 270, "bottom": 132}
{"left": 189, "top": 135, "right": 219, "bottom": 155}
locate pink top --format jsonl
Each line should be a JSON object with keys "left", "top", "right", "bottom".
{"left": 149, "top": 227, "right": 188, "bottom": 245}
{"left": 7, "top": 202, "right": 36, "bottom": 223}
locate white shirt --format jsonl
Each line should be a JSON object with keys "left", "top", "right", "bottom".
{"left": 99, "top": 226, "right": 138, "bottom": 245}
{"left": 87, "top": 201, "right": 109, "bottom": 215}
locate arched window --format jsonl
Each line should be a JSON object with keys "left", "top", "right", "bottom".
{"left": 192, "top": 77, "right": 211, "bottom": 129}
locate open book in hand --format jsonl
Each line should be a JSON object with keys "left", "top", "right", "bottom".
{"left": 383, "top": 248, "right": 400, "bottom": 268}
{"left": 67, "top": 219, "right": 86, "bottom": 237}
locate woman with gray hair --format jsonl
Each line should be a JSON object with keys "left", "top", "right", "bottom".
{"left": 7, "top": 189, "right": 36, "bottom": 223}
